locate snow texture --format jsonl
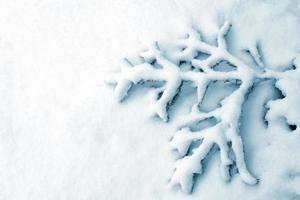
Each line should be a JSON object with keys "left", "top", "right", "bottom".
{"left": 107, "top": 21, "right": 298, "bottom": 193}
{"left": 0, "top": 0, "right": 300, "bottom": 199}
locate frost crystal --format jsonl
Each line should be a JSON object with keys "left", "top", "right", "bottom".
{"left": 106, "top": 21, "right": 297, "bottom": 193}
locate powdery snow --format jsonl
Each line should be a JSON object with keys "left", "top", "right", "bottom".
{"left": 0, "top": 0, "right": 299, "bottom": 199}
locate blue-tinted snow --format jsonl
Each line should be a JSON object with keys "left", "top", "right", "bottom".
{"left": 0, "top": 0, "right": 299, "bottom": 199}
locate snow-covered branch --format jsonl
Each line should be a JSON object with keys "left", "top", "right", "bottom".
{"left": 106, "top": 21, "right": 294, "bottom": 193}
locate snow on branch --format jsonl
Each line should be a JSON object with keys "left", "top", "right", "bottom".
{"left": 106, "top": 21, "right": 294, "bottom": 193}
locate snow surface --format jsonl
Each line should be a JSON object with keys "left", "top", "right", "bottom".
{"left": 0, "top": 0, "right": 299, "bottom": 199}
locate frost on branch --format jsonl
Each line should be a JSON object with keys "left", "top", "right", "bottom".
{"left": 106, "top": 21, "right": 295, "bottom": 193}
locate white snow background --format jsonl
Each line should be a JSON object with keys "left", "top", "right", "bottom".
{"left": 0, "top": 0, "right": 299, "bottom": 199}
